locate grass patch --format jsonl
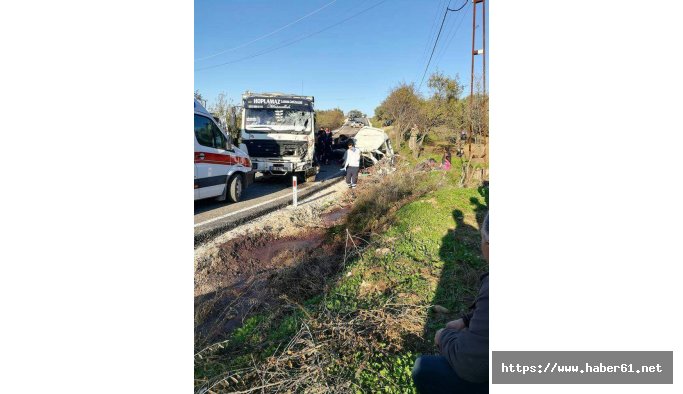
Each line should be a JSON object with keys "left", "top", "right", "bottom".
{"left": 194, "top": 162, "right": 487, "bottom": 393}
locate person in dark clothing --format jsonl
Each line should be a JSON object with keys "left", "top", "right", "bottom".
{"left": 412, "top": 356, "right": 488, "bottom": 394}
{"left": 323, "top": 128, "right": 333, "bottom": 164}
{"left": 412, "top": 213, "right": 489, "bottom": 393}
{"left": 316, "top": 129, "right": 326, "bottom": 164}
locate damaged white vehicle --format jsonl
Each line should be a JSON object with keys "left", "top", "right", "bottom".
{"left": 337, "top": 126, "right": 395, "bottom": 166}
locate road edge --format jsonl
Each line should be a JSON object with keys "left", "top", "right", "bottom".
{"left": 194, "top": 176, "right": 345, "bottom": 247}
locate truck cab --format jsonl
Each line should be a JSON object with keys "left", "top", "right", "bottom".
{"left": 240, "top": 92, "right": 318, "bottom": 182}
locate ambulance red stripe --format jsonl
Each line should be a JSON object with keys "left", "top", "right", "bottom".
{"left": 194, "top": 152, "right": 250, "bottom": 167}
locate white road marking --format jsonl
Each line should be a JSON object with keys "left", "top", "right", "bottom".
{"left": 194, "top": 192, "right": 293, "bottom": 228}
{"left": 194, "top": 178, "right": 338, "bottom": 228}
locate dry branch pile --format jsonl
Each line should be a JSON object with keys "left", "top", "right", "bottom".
{"left": 196, "top": 301, "right": 428, "bottom": 394}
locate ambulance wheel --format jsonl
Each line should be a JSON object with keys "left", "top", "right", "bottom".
{"left": 227, "top": 174, "right": 243, "bottom": 203}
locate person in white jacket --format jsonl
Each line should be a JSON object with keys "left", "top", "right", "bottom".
{"left": 341, "top": 139, "right": 361, "bottom": 188}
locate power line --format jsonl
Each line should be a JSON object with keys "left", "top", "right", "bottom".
{"left": 418, "top": 0, "right": 448, "bottom": 68}
{"left": 195, "top": 0, "right": 338, "bottom": 62}
{"left": 414, "top": 0, "right": 448, "bottom": 92}
{"left": 447, "top": 1, "right": 469, "bottom": 13}
{"left": 417, "top": 0, "right": 468, "bottom": 92}
{"left": 196, "top": 0, "right": 388, "bottom": 72}
{"left": 416, "top": 1, "right": 451, "bottom": 91}
{"left": 433, "top": 1, "right": 471, "bottom": 69}
{"left": 430, "top": 2, "right": 461, "bottom": 69}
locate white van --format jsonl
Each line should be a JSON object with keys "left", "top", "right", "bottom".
{"left": 195, "top": 99, "right": 255, "bottom": 202}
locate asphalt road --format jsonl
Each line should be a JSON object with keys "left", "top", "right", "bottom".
{"left": 194, "top": 164, "right": 344, "bottom": 243}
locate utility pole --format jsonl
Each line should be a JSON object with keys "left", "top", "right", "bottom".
{"left": 482, "top": 0, "right": 486, "bottom": 95}
{"left": 469, "top": 0, "right": 485, "bottom": 155}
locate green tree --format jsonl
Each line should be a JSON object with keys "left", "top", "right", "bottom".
{"left": 316, "top": 108, "right": 345, "bottom": 130}
{"left": 373, "top": 105, "right": 388, "bottom": 123}
{"left": 373, "top": 72, "right": 477, "bottom": 159}
{"left": 376, "top": 82, "right": 422, "bottom": 150}
{"left": 208, "top": 92, "right": 229, "bottom": 125}
{"left": 347, "top": 109, "right": 364, "bottom": 119}
{"left": 194, "top": 89, "right": 205, "bottom": 104}
{"left": 209, "top": 92, "right": 241, "bottom": 141}
{"left": 464, "top": 77, "right": 488, "bottom": 141}
{"left": 459, "top": 76, "right": 489, "bottom": 186}
{"left": 428, "top": 71, "right": 464, "bottom": 101}
{"left": 422, "top": 72, "right": 466, "bottom": 146}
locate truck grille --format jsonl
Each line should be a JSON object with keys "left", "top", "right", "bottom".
{"left": 243, "top": 140, "right": 308, "bottom": 158}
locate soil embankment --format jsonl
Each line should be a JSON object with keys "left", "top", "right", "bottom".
{"left": 194, "top": 182, "right": 351, "bottom": 347}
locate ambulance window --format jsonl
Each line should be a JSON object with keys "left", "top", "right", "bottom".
{"left": 212, "top": 127, "right": 227, "bottom": 149}
{"left": 194, "top": 114, "right": 215, "bottom": 148}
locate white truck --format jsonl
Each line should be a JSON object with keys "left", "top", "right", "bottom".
{"left": 240, "top": 92, "right": 318, "bottom": 182}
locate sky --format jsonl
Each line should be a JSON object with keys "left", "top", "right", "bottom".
{"left": 194, "top": 0, "right": 488, "bottom": 116}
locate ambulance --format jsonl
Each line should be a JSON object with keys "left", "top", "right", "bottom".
{"left": 194, "top": 99, "right": 255, "bottom": 202}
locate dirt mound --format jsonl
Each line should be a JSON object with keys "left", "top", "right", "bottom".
{"left": 194, "top": 229, "right": 344, "bottom": 347}
{"left": 193, "top": 158, "right": 406, "bottom": 349}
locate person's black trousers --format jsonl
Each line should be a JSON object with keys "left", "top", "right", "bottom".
{"left": 412, "top": 355, "right": 488, "bottom": 393}
{"left": 345, "top": 166, "right": 359, "bottom": 187}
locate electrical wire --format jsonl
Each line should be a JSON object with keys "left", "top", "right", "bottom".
{"left": 447, "top": 0, "right": 468, "bottom": 12}
{"left": 417, "top": 1, "right": 451, "bottom": 91}
{"left": 195, "top": 0, "right": 388, "bottom": 72}
{"left": 195, "top": 0, "right": 338, "bottom": 62}
{"left": 433, "top": 1, "right": 470, "bottom": 70}
{"left": 417, "top": 0, "right": 468, "bottom": 91}
{"left": 418, "top": 0, "right": 448, "bottom": 69}
{"left": 430, "top": 2, "right": 460, "bottom": 68}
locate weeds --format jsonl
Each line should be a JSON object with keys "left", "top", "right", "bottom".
{"left": 195, "top": 158, "right": 487, "bottom": 393}
{"left": 347, "top": 159, "right": 442, "bottom": 235}
{"left": 196, "top": 301, "right": 428, "bottom": 394}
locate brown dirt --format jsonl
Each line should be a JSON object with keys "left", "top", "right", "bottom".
{"left": 194, "top": 229, "right": 343, "bottom": 346}
{"left": 193, "top": 158, "right": 401, "bottom": 348}
{"left": 320, "top": 206, "right": 352, "bottom": 226}
{"left": 193, "top": 180, "right": 356, "bottom": 349}
{"left": 194, "top": 232, "right": 324, "bottom": 296}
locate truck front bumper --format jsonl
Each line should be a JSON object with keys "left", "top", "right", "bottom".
{"left": 252, "top": 160, "right": 308, "bottom": 174}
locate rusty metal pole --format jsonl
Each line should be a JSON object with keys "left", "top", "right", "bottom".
{"left": 469, "top": 0, "right": 477, "bottom": 156}
{"left": 470, "top": 0, "right": 476, "bottom": 99}
{"left": 482, "top": 0, "right": 486, "bottom": 95}
{"left": 482, "top": 0, "right": 487, "bottom": 160}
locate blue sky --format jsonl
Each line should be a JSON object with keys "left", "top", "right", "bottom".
{"left": 195, "top": 0, "right": 488, "bottom": 116}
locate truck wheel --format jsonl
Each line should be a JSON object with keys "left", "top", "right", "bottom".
{"left": 296, "top": 171, "right": 307, "bottom": 184}
{"left": 306, "top": 166, "right": 318, "bottom": 182}
{"left": 227, "top": 174, "right": 243, "bottom": 203}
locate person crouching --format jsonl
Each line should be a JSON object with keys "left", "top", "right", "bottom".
{"left": 412, "top": 213, "right": 489, "bottom": 393}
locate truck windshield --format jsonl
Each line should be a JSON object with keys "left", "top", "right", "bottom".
{"left": 245, "top": 108, "right": 312, "bottom": 133}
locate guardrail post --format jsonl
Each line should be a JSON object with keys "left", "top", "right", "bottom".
{"left": 292, "top": 175, "right": 298, "bottom": 207}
